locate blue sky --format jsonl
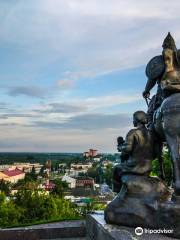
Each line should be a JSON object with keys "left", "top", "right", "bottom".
{"left": 0, "top": 0, "right": 180, "bottom": 152}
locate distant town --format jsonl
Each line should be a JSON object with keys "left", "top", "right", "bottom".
{"left": 0, "top": 150, "right": 118, "bottom": 209}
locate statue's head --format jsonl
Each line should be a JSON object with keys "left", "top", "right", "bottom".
{"left": 162, "top": 32, "right": 177, "bottom": 52}
{"left": 117, "top": 136, "right": 124, "bottom": 145}
{"left": 162, "top": 32, "right": 179, "bottom": 71}
{"left": 133, "top": 111, "right": 147, "bottom": 127}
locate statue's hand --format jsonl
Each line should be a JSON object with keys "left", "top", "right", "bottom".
{"left": 117, "top": 145, "right": 123, "bottom": 152}
{"left": 120, "top": 152, "right": 129, "bottom": 163}
{"left": 143, "top": 90, "right": 150, "bottom": 98}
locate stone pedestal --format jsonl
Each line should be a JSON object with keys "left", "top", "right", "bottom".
{"left": 104, "top": 175, "right": 180, "bottom": 238}
{"left": 86, "top": 212, "right": 176, "bottom": 240}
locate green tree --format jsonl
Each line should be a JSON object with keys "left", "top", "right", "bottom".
{"left": 24, "top": 166, "right": 37, "bottom": 181}
{"left": 0, "top": 192, "right": 6, "bottom": 204}
{"left": 51, "top": 179, "right": 68, "bottom": 198}
{"left": 151, "top": 149, "right": 173, "bottom": 186}
{"left": 0, "top": 179, "right": 11, "bottom": 195}
{"left": 39, "top": 166, "right": 45, "bottom": 177}
{"left": 87, "top": 166, "right": 99, "bottom": 182}
{"left": 104, "top": 164, "right": 113, "bottom": 187}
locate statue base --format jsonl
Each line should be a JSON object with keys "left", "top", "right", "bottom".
{"left": 104, "top": 175, "right": 180, "bottom": 238}
{"left": 87, "top": 212, "right": 175, "bottom": 240}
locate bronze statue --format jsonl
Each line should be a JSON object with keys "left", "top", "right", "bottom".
{"left": 143, "top": 32, "right": 180, "bottom": 126}
{"left": 105, "top": 110, "right": 170, "bottom": 229}
{"left": 113, "top": 111, "right": 156, "bottom": 193}
{"left": 104, "top": 34, "right": 180, "bottom": 238}
{"left": 145, "top": 33, "right": 180, "bottom": 196}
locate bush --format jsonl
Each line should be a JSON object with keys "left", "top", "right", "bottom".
{"left": 0, "top": 190, "right": 82, "bottom": 228}
{"left": 0, "top": 180, "right": 11, "bottom": 195}
{"left": 151, "top": 149, "right": 173, "bottom": 186}
{"left": 0, "top": 194, "right": 24, "bottom": 227}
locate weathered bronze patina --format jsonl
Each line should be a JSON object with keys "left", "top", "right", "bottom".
{"left": 104, "top": 33, "right": 180, "bottom": 238}
{"left": 113, "top": 111, "right": 156, "bottom": 193}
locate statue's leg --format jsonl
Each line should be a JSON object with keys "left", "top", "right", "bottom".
{"left": 166, "top": 135, "right": 180, "bottom": 195}
{"left": 113, "top": 165, "right": 123, "bottom": 193}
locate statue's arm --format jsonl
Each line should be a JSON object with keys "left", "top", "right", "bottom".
{"left": 121, "top": 130, "right": 135, "bottom": 154}
{"left": 144, "top": 78, "right": 157, "bottom": 93}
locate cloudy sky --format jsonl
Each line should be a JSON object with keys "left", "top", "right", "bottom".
{"left": 0, "top": 0, "right": 180, "bottom": 152}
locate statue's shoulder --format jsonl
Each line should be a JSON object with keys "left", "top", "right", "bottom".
{"left": 146, "top": 55, "right": 165, "bottom": 80}
{"left": 126, "top": 128, "right": 137, "bottom": 137}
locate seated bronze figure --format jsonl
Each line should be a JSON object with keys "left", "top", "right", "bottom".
{"left": 113, "top": 111, "right": 156, "bottom": 193}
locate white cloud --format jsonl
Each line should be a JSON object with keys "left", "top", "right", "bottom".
{"left": 0, "top": 124, "right": 130, "bottom": 152}
{"left": 1, "top": 0, "right": 180, "bottom": 80}
{"left": 30, "top": 92, "right": 141, "bottom": 120}
{"left": 0, "top": 1, "right": 179, "bottom": 151}
{"left": 83, "top": 94, "right": 141, "bottom": 110}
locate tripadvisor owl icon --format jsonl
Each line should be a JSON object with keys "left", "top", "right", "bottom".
{"left": 135, "top": 227, "right": 143, "bottom": 236}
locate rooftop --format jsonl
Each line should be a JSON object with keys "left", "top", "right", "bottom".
{"left": 3, "top": 168, "right": 24, "bottom": 177}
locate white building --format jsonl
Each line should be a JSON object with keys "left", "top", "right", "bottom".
{"left": 62, "top": 175, "right": 76, "bottom": 189}
{"left": 65, "top": 163, "right": 93, "bottom": 177}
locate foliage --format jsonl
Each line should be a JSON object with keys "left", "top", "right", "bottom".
{"left": 104, "top": 164, "right": 113, "bottom": 186}
{"left": 151, "top": 149, "right": 173, "bottom": 186}
{"left": 91, "top": 203, "right": 106, "bottom": 211}
{"left": 87, "top": 163, "right": 113, "bottom": 187}
{"left": 29, "top": 166, "right": 37, "bottom": 180}
{"left": 77, "top": 200, "right": 106, "bottom": 216}
{"left": 0, "top": 192, "right": 6, "bottom": 203}
{"left": 0, "top": 198, "right": 24, "bottom": 227}
{"left": 0, "top": 190, "right": 82, "bottom": 228}
{"left": 0, "top": 179, "right": 11, "bottom": 195}
{"left": 39, "top": 166, "right": 46, "bottom": 177}
{"left": 51, "top": 179, "right": 68, "bottom": 198}
{"left": 14, "top": 179, "right": 39, "bottom": 190}
{"left": 87, "top": 166, "right": 99, "bottom": 181}
{"left": 0, "top": 152, "right": 84, "bottom": 166}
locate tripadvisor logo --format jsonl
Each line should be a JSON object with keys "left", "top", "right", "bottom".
{"left": 135, "top": 227, "right": 143, "bottom": 236}
{"left": 135, "top": 227, "right": 174, "bottom": 236}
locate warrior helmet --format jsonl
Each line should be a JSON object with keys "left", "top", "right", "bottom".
{"left": 133, "top": 111, "right": 147, "bottom": 124}
{"left": 162, "top": 32, "right": 177, "bottom": 52}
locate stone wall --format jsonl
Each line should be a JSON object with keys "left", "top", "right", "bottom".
{"left": 0, "top": 220, "right": 86, "bottom": 240}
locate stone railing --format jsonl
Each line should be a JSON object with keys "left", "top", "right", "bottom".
{"left": 0, "top": 220, "right": 86, "bottom": 240}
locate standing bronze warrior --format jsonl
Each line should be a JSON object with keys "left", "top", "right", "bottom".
{"left": 143, "top": 32, "right": 180, "bottom": 126}
{"left": 143, "top": 33, "right": 180, "bottom": 196}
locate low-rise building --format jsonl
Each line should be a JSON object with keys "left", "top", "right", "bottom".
{"left": 65, "top": 163, "right": 92, "bottom": 177}
{"left": 83, "top": 149, "right": 98, "bottom": 158}
{"left": 13, "top": 163, "right": 43, "bottom": 173}
{"left": 65, "top": 168, "right": 87, "bottom": 177}
{"left": 0, "top": 162, "right": 43, "bottom": 174}
{"left": 0, "top": 165, "right": 12, "bottom": 171}
{"left": 71, "top": 163, "right": 92, "bottom": 170}
{"left": 43, "top": 182, "right": 55, "bottom": 191}
{"left": 0, "top": 172, "right": 10, "bottom": 181}
{"left": 62, "top": 175, "right": 94, "bottom": 189}
{"left": 75, "top": 176, "right": 94, "bottom": 189}
{"left": 2, "top": 168, "right": 25, "bottom": 183}
{"left": 62, "top": 175, "right": 76, "bottom": 189}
